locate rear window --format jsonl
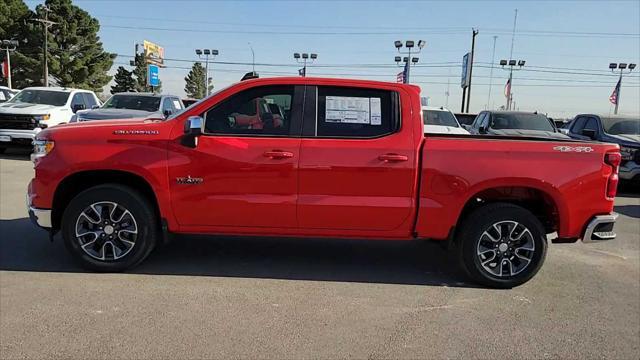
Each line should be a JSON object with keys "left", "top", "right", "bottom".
{"left": 423, "top": 110, "right": 459, "bottom": 127}
{"left": 491, "top": 113, "right": 555, "bottom": 132}
{"left": 316, "top": 86, "right": 397, "bottom": 137}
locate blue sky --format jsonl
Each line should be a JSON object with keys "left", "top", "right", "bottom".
{"left": 27, "top": 0, "right": 640, "bottom": 118}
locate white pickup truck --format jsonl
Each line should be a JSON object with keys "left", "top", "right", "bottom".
{"left": 0, "top": 87, "right": 100, "bottom": 152}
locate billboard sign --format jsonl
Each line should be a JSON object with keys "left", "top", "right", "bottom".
{"left": 147, "top": 64, "right": 159, "bottom": 87}
{"left": 461, "top": 52, "right": 471, "bottom": 88}
{"left": 143, "top": 40, "right": 164, "bottom": 67}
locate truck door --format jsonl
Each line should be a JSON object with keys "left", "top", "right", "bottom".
{"left": 297, "top": 85, "right": 418, "bottom": 233}
{"left": 168, "top": 85, "right": 304, "bottom": 228}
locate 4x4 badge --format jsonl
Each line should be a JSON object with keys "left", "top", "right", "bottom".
{"left": 176, "top": 176, "right": 203, "bottom": 185}
{"left": 553, "top": 145, "right": 594, "bottom": 153}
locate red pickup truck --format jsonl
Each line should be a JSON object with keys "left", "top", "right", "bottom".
{"left": 27, "top": 77, "right": 621, "bottom": 288}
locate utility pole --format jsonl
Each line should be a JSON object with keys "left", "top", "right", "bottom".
{"left": 196, "top": 49, "right": 219, "bottom": 96}
{"left": 394, "top": 40, "right": 425, "bottom": 84}
{"left": 487, "top": 35, "right": 498, "bottom": 109}
{"left": 465, "top": 29, "right": 479, "bottom": 113}
{"left": 609, "top": 62, "right": 636, "bottom": 114}
{"left": 0, "top": 40, "right": 18, "bottom": 89}
{"left": 294, "top": 52, "right": 317, "bottom": 77}
{"left": 34, "top": 6, "right": 56, "bottom": 87}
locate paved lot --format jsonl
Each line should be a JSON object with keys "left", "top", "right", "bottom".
{"left": 1, "top": 149, "right": 639, "bottom": 359}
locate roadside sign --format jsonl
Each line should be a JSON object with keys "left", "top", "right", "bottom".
{"left": 461, "top": 52, "right": 471, "bottom": 88}
{"left": 147, "top": 64, "right": 159, "bottom": 87}
{"left": 143, "top": 40, "right": 164, "bottom": 67}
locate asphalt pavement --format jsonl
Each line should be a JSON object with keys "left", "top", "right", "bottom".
{"left": 1, "top": 148, "right": 639, "bottom": 359}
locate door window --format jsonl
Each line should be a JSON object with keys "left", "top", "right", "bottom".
{"left": 203, "top": 85, "right": 295, "bottom": 136}
{"left": 315, "top": 86, "right": 397, "bottom": 137}
{"left": 584, "top": 117, "right": 599, "bottom": 134}
{"left": 70, "top": 93, "right": 85, "bottom": 108}
{"left": 570, "top": 117, "right": 587, "bottom": 134}
{"left": 82, "top": 93, "right": 98, "bottom": 108}
{"left": 472, "top": 113, "right": 486, "bottom": 129}
{"left": 162, "top": 98, "right": 174, "bottom": 114}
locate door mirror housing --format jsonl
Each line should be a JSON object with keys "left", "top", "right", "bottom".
{"left": 182, "top": 116, "right": 203, "bottom": 148}
{"left": 478, "top": 125, "right": 487, "bottom": 134}
{"left": 581, "top": 128, "right": 596, "bottom": 139}
{"left": 163, "top": 109, "right": 172, "bottom": 118}
{"left": 91, "top": 105, "right": 100, "bottom": 110}
{"left": 72, "top": 104, "right": 85, "bottom": 113}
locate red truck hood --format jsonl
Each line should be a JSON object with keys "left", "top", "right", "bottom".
{"left": 37, "top": 117, "right": 172, "bottom": 141}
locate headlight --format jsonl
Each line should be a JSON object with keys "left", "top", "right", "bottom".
{"left": 33, "top": 114, "right": 51, "bottom": 121}
{"left": 620, "top": 146, "right": 637, "bottom": 161}
{"left": 31, "top": 139, "right": 55, "bottom": 163}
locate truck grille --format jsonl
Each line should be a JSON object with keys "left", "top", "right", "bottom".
{"left": 0, "top": 114, "right": 37, "bottom": 130}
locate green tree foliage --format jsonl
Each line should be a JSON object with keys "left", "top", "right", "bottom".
{"left": 34, "top": 0, "right": 115, "bottom": 91}
{"left": 110, "top": 66, "right": 135, "bottom": 94}
{"left": 0, "top": 0, "right": 41, "bottom": 88}
{"left": 132, "top": 53, "right": 162, "bottom": 94}
{"left": 185, "top": 62, "right": 211, "bottom": 99}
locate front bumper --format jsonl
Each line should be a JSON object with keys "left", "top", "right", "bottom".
{"left": 0, "top": 128, "right": 41, "bottom": 147}
{"left": 581, "top": 213, "right": 618, "bottom": 243}
{"left": 26, "top": 193, "right": 52, "bottom": 229}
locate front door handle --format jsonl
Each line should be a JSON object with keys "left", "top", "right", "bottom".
{"left": 263, "top": 150, "right": 294, "bottom": 159}
{"left": 378, "top": 153, "right": 408, "bottom": 162}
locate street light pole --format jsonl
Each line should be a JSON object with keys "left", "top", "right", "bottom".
{"left": 196, "top": 49, "right": 219, "bottom": 97}
{"left": 294, "top": 52, "right": 317, "bottom": 77}
{"left": 609, "top": 62, "right": 636, "bottom": 115}
{"left": 0, "top": 40, "right": 18, "bottom": 89}
{"left": 394, "top": 40, "right": 425, "bottom": 84}
{"left": 500, "top": 59, "right": 525, "bottom": 110}
{"left": 465, "top": 29, "right": 479, "bottom": 113}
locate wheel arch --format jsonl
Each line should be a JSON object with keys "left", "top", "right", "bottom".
{"left": 52, "top": 169, "right": 161, "bottom": 231}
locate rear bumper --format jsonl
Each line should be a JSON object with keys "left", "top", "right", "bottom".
{"left": 581, "top": 213, "right": 618, "bottom": 243}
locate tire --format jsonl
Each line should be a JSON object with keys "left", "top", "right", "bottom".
{"left": 61, "top": 184, "right": 158, "bottom": 272}
{"left": 456, "top": 203, "right": 548, "bottom": 288}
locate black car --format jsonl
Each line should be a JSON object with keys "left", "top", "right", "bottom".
{"left": 468, "top": 111, "right": 569, "bottom": 139}
{"left": 71, "top": 93, "right": 184, "bottom": 122}
{"left": 566, "top": 114, "right": 639, "bottom": 183}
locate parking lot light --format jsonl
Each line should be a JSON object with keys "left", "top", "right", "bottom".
{"left": 629, "top": 64, "right": 636, "bottom": 70}
{"left": 294, "top": 51, "right": 317, "bottom": 77}
{"left": 500, "top": 60, "right": 508, "bottom": 66}
{"left": 609, "top": 63, "right": 618, "bottom": 69}
{"left": 196, "top": 48, "right": 219, "bottom": 97}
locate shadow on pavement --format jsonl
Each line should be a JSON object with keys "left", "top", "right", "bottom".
{"left": 0, "top": 217, "right": 474, "bottom": 288}
{"left": 614, "top": 204, "right": 640, "bottom": 219}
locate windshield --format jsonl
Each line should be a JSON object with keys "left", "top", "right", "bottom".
{"left": 103, "top": 95, "right": 161, "bottom": 112}
{"left": 491, "top": 113, "right": 555, "bottom": 132}
{"left": 8, "top": 89, "right": 70, "bottom": 106}
{"left": 423, "top": 110, "right": 460, "bottom": 127}
{"left": 601, "top": 117, "right": 640, "bottom": 135}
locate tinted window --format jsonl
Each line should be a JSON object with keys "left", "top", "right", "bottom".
{"left": 82, "top": 93, "right": 97, "bottom": 108}
{"left": 601, "top": 117, "right": 640, "bottom": 135}
{"left": 103, "top": 95, "right": 161, "bottom": 112}
{"left": 71, "top": 93, "right": 85, "bottom": 108}
{"left": 491, "top": 113, "right": 555, "bottom": 131}
{"left": 571, "top": 117, "right": 587, "bottom": 133}
{"left": 584, "top": 117, "right": 599, "bottom": 133}
{"left": 471, "top": 113, "right": 485, "bottom": 129}
{"left": 162, "top": 98, "right": 174, "bottom": 114}
{"left": 8, "top": 89, "right": 70, "bottom": 106}
{"left": 204, "top": 85, "right": 294, "bottom": 136}
{"left": 423, "top": 110, "right": 459, "bottom": 127}
{"left": 316, "top": 86, "right": 396, "bottom": 137}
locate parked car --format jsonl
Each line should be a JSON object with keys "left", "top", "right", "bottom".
{"left": 27, "top": 77, "right": 621, "bottom": 288}
{"left": 468, "top": 111, "right": 570, "bottom": 139}
{"left": 423, "top": 106, "right": 470, "bottom": 135}
{"left": 71, "top": 93, "right": 184, "bottom": 122}
{"left": 0, "top": 86, "right": 18, "bottom": 103}
{"left": 566, "top": 114, "right": 639, "bottom": 183}
{"left": 182, "top": 98, "right": 198, "bottom": 108}
{"left": 0, "top": 87, "right": 100, "bottom": 151}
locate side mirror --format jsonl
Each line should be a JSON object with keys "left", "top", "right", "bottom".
{"left": 581, "top": 129, "right": 596, "bottom": 140}
{"left": 181, "top": 116, "right": 203, "bottom": 148}
{"left": 163, "top": 109, "right": 172, "bottom": 118}
{"left": 72, "top": 104, "right": 85, "bottom": 113}
{"left": 91, "top": 105, "right": 100, "bottom": 110}
{"left": 478, "top": 125, "right": 487, "bottom": 134}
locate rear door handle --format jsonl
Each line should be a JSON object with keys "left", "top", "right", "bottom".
{"left": 263, "top": 150, "right": 294, "bottom": 159}
{"left": 378, "top": 153, "right": 408, "bottom": 162}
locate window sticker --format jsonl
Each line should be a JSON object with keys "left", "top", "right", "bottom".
{"left": 370, "top": 97, "right": 382, "bottom": 125}
{"left": 325, "top": 96, "right": 371, "bottom": 124}
{"left": 172, "top": 100, "right": 182, "bottom": 109}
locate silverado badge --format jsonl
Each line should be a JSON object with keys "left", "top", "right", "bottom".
{"left": 176, "top": 176, "right": 204, "bottom": 185}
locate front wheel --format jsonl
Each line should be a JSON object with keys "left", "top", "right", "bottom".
{"left": 61, "top": 184, "right": 158, "bottom": 272}
{"left": 457, "top": 203, "right": 548, "bottom": 288}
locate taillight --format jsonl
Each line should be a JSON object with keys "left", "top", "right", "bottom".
{"left": 605, "top": 152, "right": 621, "bottom": 199}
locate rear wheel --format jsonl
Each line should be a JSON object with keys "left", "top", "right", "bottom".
{"left": 457, "top": 203, "right": 547, "bottom": 288}
{"left": 61, "top": 184, "right": 158, "bottom": 271}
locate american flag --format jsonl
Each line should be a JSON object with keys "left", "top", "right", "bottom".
{"left": 1, "top": 58, "right": 7, "bottom": 79}
{"left": 397, "top": 61, "right": 409, "bottom": 84}
{"left": 504, "top": 77, "right": 511, "bottom": 99}
{"left": 609, "top": 78, "right": 621, "bottom": 105}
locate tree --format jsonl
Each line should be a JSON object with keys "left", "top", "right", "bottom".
{"left": 132, "top": 53, "right": 162, "bottom": 94}
{"left": 184, "top": 62, "right": 213, "bottom": 99}
{"left": 34, "top": 0, "right": 115, "bottom": 92}
{"left": 0, "top": 0, "right": 41, "bottom": 88}
{"left": 110, "top": 66, "right": 135, "bottom": 94}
